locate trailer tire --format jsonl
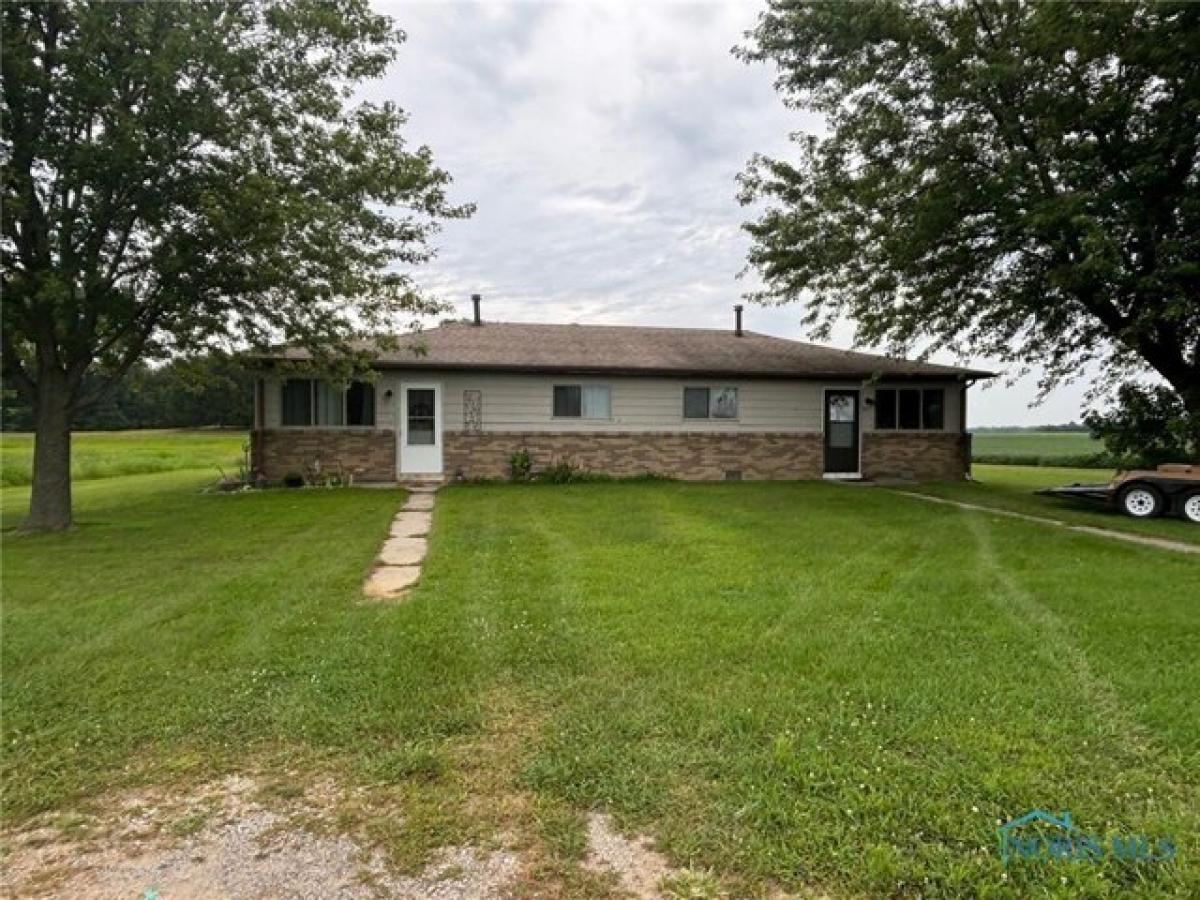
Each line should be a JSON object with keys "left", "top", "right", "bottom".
{"left": 1118, "top": 483, "right": 1163, "bottom": 519}
{"left": 1182, "top": 491, "right": 1200, "bottom": 524}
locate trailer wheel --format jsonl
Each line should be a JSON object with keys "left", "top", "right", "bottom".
{"left": 1118, "top": 483, "right": 1163, "bottom": 518}
{"left": 1183, "top": 491, "right": 1200, "bottom": 524}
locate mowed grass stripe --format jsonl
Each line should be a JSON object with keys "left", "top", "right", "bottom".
{"left": 3, "top": 474, "right": 1197, "bottom": 897}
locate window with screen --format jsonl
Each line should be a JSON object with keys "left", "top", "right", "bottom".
{"left": 683, "top": 387, "right": 738, "bottom": 419}
{"left": 553, "top": 385, "right": 610, "bottom": 418}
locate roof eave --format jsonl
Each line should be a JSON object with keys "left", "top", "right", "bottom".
{"left": 252, "top": 356, "right": 992, "bottom": 380}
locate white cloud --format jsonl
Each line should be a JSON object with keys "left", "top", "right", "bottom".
{"left": 368, "top": 0, "right": 1094, "bottom": 425}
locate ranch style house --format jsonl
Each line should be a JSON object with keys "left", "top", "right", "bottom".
{"left": 250, "top": 301, "right": 994, "bottom": 483}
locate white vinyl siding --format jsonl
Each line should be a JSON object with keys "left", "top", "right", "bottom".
{"left": 261, "top": 372, "right": 965, "bottom": 433}
{"left": 432, "top": 372, "right": 820, "bottom": 433}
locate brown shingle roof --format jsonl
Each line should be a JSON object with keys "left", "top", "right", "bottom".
{"left": 267, "top": 321, "right": 994, "bottom": 380}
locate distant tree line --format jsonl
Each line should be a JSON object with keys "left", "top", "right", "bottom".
{"left": 2, "top": 355, "right": 251, "bottom": 432}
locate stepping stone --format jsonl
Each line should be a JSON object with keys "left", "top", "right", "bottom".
{"left": 390, "top": 511, "right": 431, "bottom": 537}
{"left": 363, "top": 565, "right": 421, "bottom": 599}
{"left": 403, "top": 493, "right": 435, "bottom": 511}
{"left": 403, "top": 483, "right": 441, "bottom": 494}
{"left": 379, "top": 536, "right": 427, "bottom": 566}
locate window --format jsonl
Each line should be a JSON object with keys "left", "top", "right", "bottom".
{"left": 582, "top": 385, "right": 610, "bottom": 419}
{"left": 922, "top": 389, "right": 945, "bottom": 430}
{"left": 346, "top": 382, "right": 376, "bottom": 426}
{"left": 683, "top": 387, "right": 710, "bottom": 419}
{"left": 315, "top": 382, "right": 344, "bottom": 426}
{"left": 553, "top": 385, "right": 581, "bottom": 417}
{"left": 279, "top": 379, "right": 375, "bottom": 427}
{"left": 281, "top": 379, "right": 312, "bottom": 426}
{"left": 683, "top": 387, "right": 738, "bottom": 419}
{"left": 553, "top": 385, "right": 610, "bottom": 419}
{"left": 898, "top": 389, "right": 921, "bottom": 429}
{"left": 406, "top": 388, "right": 435, "bottom": 445}
{"left": 874, "top": 389, "right": 896, "bottom": 429}
{"left": 873, "top": 387, "right": 946, "bottom": 431}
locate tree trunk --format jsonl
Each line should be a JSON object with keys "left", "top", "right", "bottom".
{"left": 23, "top": 375, "right": 74, "bottom": 532}
{"left": 1181, "top": 383, "right": 1200, "bottom": 462}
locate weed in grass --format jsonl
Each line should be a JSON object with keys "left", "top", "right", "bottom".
{"left": 360, "top": 743, "right": 447, "bottom": 784}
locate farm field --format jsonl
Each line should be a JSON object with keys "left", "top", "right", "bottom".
{"left": 971, "top": 429, "right": 1106, "bottom": 466}
{"left": 2, "top": 438, "right": 1196, "bottom": 897}
{"left": 0, "top": 429, "right": 246, "bottom": 488}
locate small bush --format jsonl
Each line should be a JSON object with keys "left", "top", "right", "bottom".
{"left": 282, "top": 472, "right": 305, "bottom": 488}
{"left": 509, "top": 448, "right": 533, "bottom": 482}
{"left": 539, "top": 458, "right": 586, "bottom": 484}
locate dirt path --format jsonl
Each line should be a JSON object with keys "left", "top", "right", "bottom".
{"left": 887, "top": 489, "right": 1200, "bottom": 555}
{"left": 1, "top": 775, "right": 737, "bottom": 899}
{"left": 1, "top": 776, "right": 520, "bottom": 900}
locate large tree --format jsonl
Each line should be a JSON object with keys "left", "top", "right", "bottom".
{"left": 738, "top": 0, "right": 1200, "bottom": 450}
{"left": 2, "top": 0, "right": 469, "bottom": 530}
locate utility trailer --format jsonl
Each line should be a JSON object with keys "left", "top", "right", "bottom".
{"left": 1036, "top": 464, "right": 1200, "bottom": 523}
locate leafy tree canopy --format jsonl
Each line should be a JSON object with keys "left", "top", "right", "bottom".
{"left": 738, "top": 0, "right": 1200, "bottom": 452}
{"left": 1085, "top": 382, "right": 1193, "bottom": 468}
{"left": 2, "top": 0, "right": 470, "bottom": 528}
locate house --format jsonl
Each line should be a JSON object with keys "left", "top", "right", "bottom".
{"left": 250, "top": 300, "right": 994, "bottom": 483}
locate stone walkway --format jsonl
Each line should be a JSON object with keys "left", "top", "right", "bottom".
{"left": 363, "top": 484, "right": 439, "bottom": 601}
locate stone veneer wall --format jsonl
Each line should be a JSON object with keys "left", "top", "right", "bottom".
{"left": 861, "top": 432, "right": 970, "bottom": 481}
{"left": 252, "top": 429, "right": 396, "bottom": 481}
{"left": 443, "top": 431, "right": 824, "bottom": 481}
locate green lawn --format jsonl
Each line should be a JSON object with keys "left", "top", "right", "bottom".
{"left": 971, "top": 430, "right": 1107, "bottom": 466}
{"left": 0, "top": 429, "right": 247, "bottom": 487}
{"left": 910, "top": 463, "right": 1200, "bottom": 546}
{"left": 2, "top": 471, "right": 1197, "bottom": 897}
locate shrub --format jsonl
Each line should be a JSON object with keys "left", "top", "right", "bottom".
{"left": 282, "top": 472, "right": 305, "bottom": 488}
{"left": 539, "top": 458, "right": 585, "bottom": 484}
{"left": 509, "top": 448, "right": 533, "bottom": 482}
{"left": 1084, "top": 383, "right": 1196, "bottom": 468}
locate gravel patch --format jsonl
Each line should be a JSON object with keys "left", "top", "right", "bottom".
{"left": 1, "top": 776, "right": 519, "bottom": 899}
{"left": 583, "top": 813, "right": 672, "bottom": 899}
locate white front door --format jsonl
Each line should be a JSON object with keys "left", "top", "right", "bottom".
{"left": 398, "top": 383, "right": 443, "bottom": 475}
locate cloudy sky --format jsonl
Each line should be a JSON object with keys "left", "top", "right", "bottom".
{"left": 371, "top": 0, "right": 1092, "bottom": 426}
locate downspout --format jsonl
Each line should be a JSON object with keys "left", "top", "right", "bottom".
{"left": 252, "top": 375, "right": 266, "bottom": 477}
{"left": 962, "top": 377, "right": 973, "bottom": 480}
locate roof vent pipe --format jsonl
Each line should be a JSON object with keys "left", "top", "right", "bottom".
{"left": 734, "top": 304, "right": 744, "bottom": 337}
{"left": 472, "top": 293, "right": 482, "bottom": 326}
